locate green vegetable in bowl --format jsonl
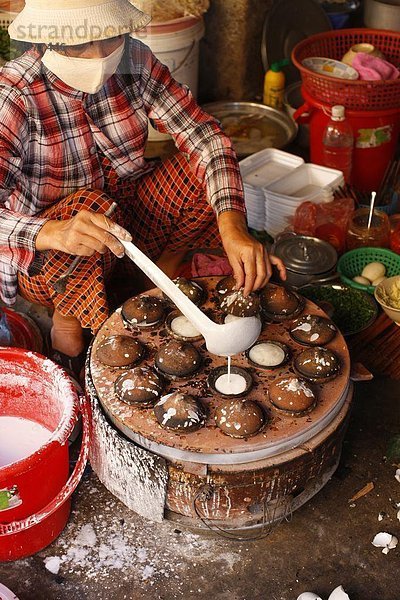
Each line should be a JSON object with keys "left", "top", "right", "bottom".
{"left": 301, "top": 284, "right": 378, "bottom": 336}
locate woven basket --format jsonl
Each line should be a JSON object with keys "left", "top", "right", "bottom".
{"left": 292, "top": 28, "right": 400, "bottom": 111}
{"left": 337, "top": 247, "right": 400, "bottom": 294}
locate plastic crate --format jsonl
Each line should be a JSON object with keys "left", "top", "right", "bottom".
{"left": 292, "top": 28, "right": 400, "bottom": 110}
{"left": 337, "top": 247, "right": 400, "bottom": 294}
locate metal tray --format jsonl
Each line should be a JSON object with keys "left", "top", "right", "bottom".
{"left": 202, "top": 101, "right": 298, "bottom": 158}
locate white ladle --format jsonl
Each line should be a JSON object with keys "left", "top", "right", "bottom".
{"left": 120, "top": 240, "right": 262, "bottom": 357}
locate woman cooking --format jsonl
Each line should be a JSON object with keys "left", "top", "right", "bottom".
{"left": 0, "top": 0, "right": 285, "bottom": 378}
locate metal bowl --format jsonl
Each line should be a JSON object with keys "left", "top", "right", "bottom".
{"left": 202, "top": 101, "right": 298, "bottom": 158}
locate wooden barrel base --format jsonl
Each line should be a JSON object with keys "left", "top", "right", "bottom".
{"left": 163, "top": 385, "right": 352, "bottom": 531}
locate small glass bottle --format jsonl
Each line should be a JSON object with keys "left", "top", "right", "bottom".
{"left": 346, "top": 207, "right": 391, "bottom": 250}
{"left": 322, "top": 105, "right": 354, "bottom": 184}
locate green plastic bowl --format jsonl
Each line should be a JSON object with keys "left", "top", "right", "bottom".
{"left": 337, "top": 247, "right": 400, "bottom": 294}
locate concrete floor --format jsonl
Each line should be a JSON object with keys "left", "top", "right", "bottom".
{"left": 0, "top": 376, "right": 399, "bottom": 600}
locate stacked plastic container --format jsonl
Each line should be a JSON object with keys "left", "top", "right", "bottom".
{"left": 240, "top": 148, "right": 344, "bottom": 238}
{"left": 240, "top": 149, "right": 304, "bottom": 231}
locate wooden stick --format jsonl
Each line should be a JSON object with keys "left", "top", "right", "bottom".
{"left": 348, "top": 481, "right": 375, "bottom": 503}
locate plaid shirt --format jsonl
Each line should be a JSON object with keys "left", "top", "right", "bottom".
{"left": 0, "top": 37, "right": 245, "bottom": 305}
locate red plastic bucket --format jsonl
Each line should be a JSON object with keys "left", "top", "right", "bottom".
{"left": 1, "top": 307, "right": 43, "bottom": 353}
{"left": 0, "top": 348, "right": 90, "bottom": 561}
{"left": 294, "top": 86, "right": 400, "bottom": 192}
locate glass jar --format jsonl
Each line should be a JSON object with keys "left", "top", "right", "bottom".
{"left": 390, "top": 221, "right": 400, "bottom": 254}
{"left": 346, "top": 207, "right": 391, "bottom": 250}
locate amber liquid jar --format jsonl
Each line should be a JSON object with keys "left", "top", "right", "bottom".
{"left": 346, "top": 207, "right": 391, "bottom": 250}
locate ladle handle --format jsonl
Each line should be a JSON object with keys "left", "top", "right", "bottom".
{"left": 120, "top": 240, "right": 214, "bottom": 333}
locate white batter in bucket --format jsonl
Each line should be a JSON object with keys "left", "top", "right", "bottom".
{"left": 0, "top": 416, "right": 52, "bottom": 468}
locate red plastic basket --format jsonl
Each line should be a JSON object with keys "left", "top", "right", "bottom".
{"left": 292, "top": 28, "right": 400, "bottom": 110}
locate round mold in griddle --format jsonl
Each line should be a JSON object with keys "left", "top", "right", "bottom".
{"left": 163, "top": 277, "right": 205, "bottom": 307}
{"left": 165, "top": 310, "right": 203, "bottom": 342}
{"left": 154, "top": 392, "right": 206, "bottom": 433}
{"left": 294, "top": 346, "right": 341, "bottom": 383}
{"left": 260, "top": 284, "right": 304, "bottom": 322}
{"left": 121, "top": 295, "right": 166, "bottom": 330}
{"left": 96, "top": 335, "right": 145, "bottom": 368}
{"left": 246, "top": 340, "right": 290, "bottom": 370}
{"left": 207, "top": 365, "right": 253, "bottom": 398}
{"left": 290, "top": 314, "right": 337, "bottom": 346}
{"left": 215, "top": 398, "right": 265, "bottom": 438}
{"left": 114, "top": 367, "right": 164, "bottom": 406}
{"left": 154, "top": 339, "right": 202, "bottom": 380}
{"left": 269, "top": 376, "right": 317, "bottom": 417}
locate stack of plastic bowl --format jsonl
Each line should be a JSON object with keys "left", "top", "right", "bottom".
{"left": 263, "top": 163, "right": 344, "bottom": 237}
{"left": 239, "top": 149, "right": 304, "bottom": 231}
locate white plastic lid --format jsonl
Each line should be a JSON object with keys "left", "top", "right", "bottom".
{"left": 331, "top": 105, "right": 345, "bottom": 121}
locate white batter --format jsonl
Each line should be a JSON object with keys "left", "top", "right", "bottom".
{"left": 248, "top": 343, "right": 285, "bottom": 367}
{"left": 170, "top": 315, "right": 201, "bottom": 338}
{"left": 0, "top": 416, "right": 52, "bottom": 468}
{"left": 215, "top": 373, "right": 247, "bottom": 395}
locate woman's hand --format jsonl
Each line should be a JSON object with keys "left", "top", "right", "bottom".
{"left": 218, "top": 211, "right": 286, "bottom": 296}
{"left": 35, "top": 209, "right": 132, "bottom": 257}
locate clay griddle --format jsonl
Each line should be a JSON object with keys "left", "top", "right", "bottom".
{"left": 89, "top": 277, "right": 350, "bottom": 459}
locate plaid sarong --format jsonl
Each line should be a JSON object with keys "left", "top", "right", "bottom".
{"left": 18, "top": 154, "right": 220, "bottom": 332}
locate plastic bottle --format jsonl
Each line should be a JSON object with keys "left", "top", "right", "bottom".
{"left": 263, "top": 59, "right": 290, "bottom": 110}
{"left": 322, "top": 105, "right": 354, "bottom": 184}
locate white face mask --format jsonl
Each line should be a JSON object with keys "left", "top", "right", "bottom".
{"left": 41, "top": 40, "right": 125, "bottom": 94}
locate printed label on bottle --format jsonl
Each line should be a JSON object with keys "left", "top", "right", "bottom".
{"left": 0, "top": 485, "right": 22, "bottom": 512}
{"left": 356, "top": 125, "right": 392, "bottom": 148}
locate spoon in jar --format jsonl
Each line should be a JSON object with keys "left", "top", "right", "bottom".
{"left": 367, "top": 191, "right": 376, "bottom": 231}
{"left": 120, "top": 239, "right": 262, "bottom": 357}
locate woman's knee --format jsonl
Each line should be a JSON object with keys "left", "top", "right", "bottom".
{"left": 64, "top": 188, "right": 114, "bottom": 216}
{"left": 43, "top": 188, "right": 114, "bottom": 220}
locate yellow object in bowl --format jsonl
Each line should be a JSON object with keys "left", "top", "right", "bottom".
{"left": 374, "top": 275, "right": 400, "bottom": 326}
{"left": 342, "top": 43, "right": 385, "bottom": 67}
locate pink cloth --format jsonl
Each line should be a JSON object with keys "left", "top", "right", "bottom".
{"left": 191, "top": 253, "right": 232, "bottom": 277}
{"left": 352, "top": 53, "right": 400, "bottom": 81}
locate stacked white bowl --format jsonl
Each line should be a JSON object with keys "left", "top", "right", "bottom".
{"left": 240, "top": 149, "right": 344, "bottom": 238}
{"left": 239, "top": 149, "right": 304, "bottom": 231}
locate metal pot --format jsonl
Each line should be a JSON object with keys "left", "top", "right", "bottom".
{"left": 364, "top": 0, "right": 400, "bottom": 31}
{"left": 272, "top": 234, "right": 339, "bottom": 289}
{"left": 201, "top": 101, "right": 298, "bottom": 158}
